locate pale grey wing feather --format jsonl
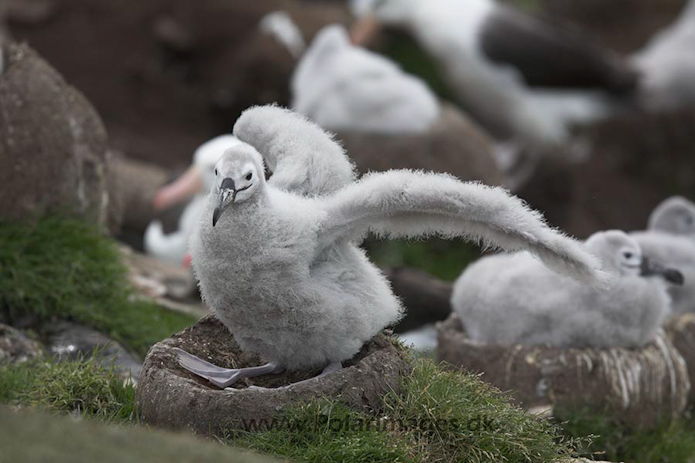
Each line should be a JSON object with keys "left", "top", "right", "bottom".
{"left": 316, "top": 170, "right": 610, "bottom": 286}
{"left": 233, "top": 105, "right": 356, "bottom": 197}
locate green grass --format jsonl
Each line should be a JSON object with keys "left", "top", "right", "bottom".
{"left": 236, "top": 359, "right": 579, "bottom": 463}
{"left": 366, "top": 238, "right": 480, "bottom": 282}
{"left": 235, "top": 401, "right": 414, "bottom": 463}
{"left": 381, "top": 32, "right": 456, "bottom": 102}
{"left": 559, "top": 408, "right": 695, "bottom": 463}
{"left": 386, "top": 360, "right": 579, "bottom": 462}
{"left": 0, "top": 407, "right": 281, "bottom": 463}
{"left": 0, "top": 356, "right": 136, "bottom": 423}
{"left": 0, "top": 217, "right": 198, "bottom": 356}
{"left": 505, "top": 0, "right": 543, "bottom": 13}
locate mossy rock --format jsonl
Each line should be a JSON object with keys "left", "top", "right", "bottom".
{"left": 0, "top": 407, "right": 279, "bottom": 463}
{"left": 438, "top": 314, "right": 690, "bottom": 428}
{"left": 136, "top": 315, "right": 412, "bottom": 436}
{"left": 664, "top": 313, "right": 695, "bottom": 403}
{"left": 0, "top": 42, "right": 108, "bottom": 225}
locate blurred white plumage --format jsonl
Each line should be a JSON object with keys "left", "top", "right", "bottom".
{"left": 259, "top": 14, "right": 441, "bottom": 134}
{"left": 633, "top": 0, "right": 695, "bottom": 110}
{"left": 350, "top": 0, "right": 636, "bottom": 148}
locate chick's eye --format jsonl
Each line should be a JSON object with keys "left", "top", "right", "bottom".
{"left": 623, "top": 252, "right": 633, "bottom": 259}
{"left": 214, "top": 168, "right": 218, "bottom": 176}
{"left": 246, "top": 172, "right": 253, "bottom": 181}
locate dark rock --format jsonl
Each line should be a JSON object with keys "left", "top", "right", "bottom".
{"left": 41, "top": 321, "right": 142, "bottom": 381}
{"left": 0, "top": 42, "right": 108, "bottom": 225}
{"left": 386, "top": 267, "right": 453, "bottom": 333}
{"left": 518, "top": 108, "right": 695, "bottom": 239}
{"left": 665, "top": 313, "right": 695, "bottom": 403}
{"left": 338, "top": 104, "right": 505, "bottom": 186}
{"left": 6, "top": 0, "right": 56, "bottom": 26}
{"left": 0, "top": 324, "right": 43, "bottom": 363}
{"left": 9, "top": 0, "right": 349, "bottom": 167}
{"left": 152, "top": 16, "right": 195, "bottom": 54}
{"left": 438, "top": 314, "right": 690, "bottom": 428}
{"left": 532, "top": 0, "right": 686, "bottom": 53}
{"left": 106, "top": 151, "right": 170, "bottom": 236}
{"left": 136, "top": 315, "right": 411, "bottom": 436}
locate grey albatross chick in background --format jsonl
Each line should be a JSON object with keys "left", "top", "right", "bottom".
{"left": 175, "top": 105, "right": 609, "bottom": 389}
{"left": 632, "top": 197, "right": 695, "bottom": 315}
{"left": 350, "top": 0, "right": 638, "bottom": 153}
{"left": 643, "top": 196, "right": 695, "bottom": 240}
{"left": 452, "top": 230, "right": 683, "bottom": 349}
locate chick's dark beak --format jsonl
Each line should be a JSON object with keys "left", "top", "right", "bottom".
{"left": 212, "top": 178, "right": 236, "bottom": 227}
{"left": 641, "top": 257, "right": 685, "bottom": 286}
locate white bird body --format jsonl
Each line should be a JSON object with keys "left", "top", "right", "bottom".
{"left": 144, "top": 195, "right": 205, "bottom": 265}
{"left": 633, "top": 0, "right": 695, "bottom": 109}
{"left": 291, "top": 25, "right": 440, "bottom": 134}
{"left": 631, "top": 197, "right": 695, "bottom": 315}
{"left": 353, "top": 0, "right": 633, "bottom": 147}
{"left": 191, "top": 187, "right": 401, "bottom": 369}
{"left": 181, "top": 106, "right": 607, "bottom": 386}
{"left": 144, "top": 135, "right": 242, "bottom": 265}
{"left": 452, "top": 231, "right": 676, "bottom": 348}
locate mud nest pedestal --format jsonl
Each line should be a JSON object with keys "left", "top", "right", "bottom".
{"left": 437, "top": 314, "right": 690, "bottom": 428}
{"left": 136, "top": 315, "right": 411, "bottom": 436}
{"left": 665, "top": 313, "right": 695, "bottom": 403}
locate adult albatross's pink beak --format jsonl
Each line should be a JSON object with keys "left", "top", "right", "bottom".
{"left": 350, "top": 14, "right": 382, "bottom": 46}
{"left": 153, "top": 165, "right": 203, "bottom": 211}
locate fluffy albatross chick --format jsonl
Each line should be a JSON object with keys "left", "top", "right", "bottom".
{"left": 452, "top": 230, "right": 684, "bottom": 349}
{"left": 632, "top": 197, "right": 695, "bottom": 315}
{"left": 176, "top": 105, "right": 608, "bottom": 389}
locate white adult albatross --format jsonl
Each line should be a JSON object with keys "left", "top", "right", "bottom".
{"left": 175, "top": 105, "right": 608, "bottom": 388}
{"left": 350, "top": 0, "right": 638, "bottom": 149}
{"left": 632, "top": 0, "right": 695, "bottom": 110}
{"left": 144, "top": 135, "right": 242, "bottom": 266}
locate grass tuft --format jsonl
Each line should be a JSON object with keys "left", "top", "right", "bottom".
{"left": 0, "top": 356, "right": 136, "bottom": 423}
{"left": 385, "top": 359, "right": 579, "bottom": 462}
{"left": 235, "top": 359, "right": 578, "bottom": 463}
{"left": 236, "top": 401, "right": 414, "bottom": 463}
{"left": 0, "top": 217, "right": 198, "bottom": 356}
{"left": 559, "top": 408, "right": 695, "bottom": 463}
